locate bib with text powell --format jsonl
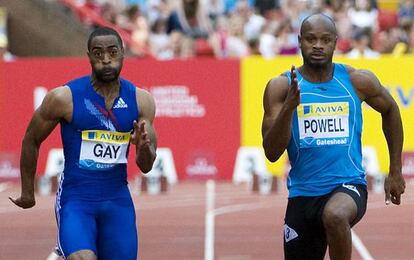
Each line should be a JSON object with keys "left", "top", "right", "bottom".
{"left": 297, "top": 102, "right": 349, "bottom": 147}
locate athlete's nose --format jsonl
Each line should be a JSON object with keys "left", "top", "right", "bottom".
{"left": 102, "top": 52, "right": 111, "bottom": 64}
{"left": 313, "top": 39, "right": 323, "bottom": 49}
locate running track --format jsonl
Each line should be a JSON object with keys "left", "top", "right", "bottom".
{"left": 1, "top": 180, "right": 413, "bottom": 260}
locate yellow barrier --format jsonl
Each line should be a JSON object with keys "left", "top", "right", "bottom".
{"left": 242, "top": 55, "right": 414, "bottom": 176}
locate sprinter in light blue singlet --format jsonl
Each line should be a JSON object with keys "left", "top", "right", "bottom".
{"left": 261, "top": 14, "right": 405, "bottom": 260}
{"left": 285, "top": 63, "right": 366, "bottom": 198}
{"left": 10, "top": 27, "right": 157, "bottom": 260}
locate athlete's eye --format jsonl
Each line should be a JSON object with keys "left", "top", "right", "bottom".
{"left": 322, "top": 37, "right": 332, "bottom": 44}
{"left": 110, "top": 49, "right": 119, "bottom": 57}
{"left": 93, "top": 50, "right": 103, "bottom": 58}
{"left": 305, "top": 36, "right": 316, "bottom": 44}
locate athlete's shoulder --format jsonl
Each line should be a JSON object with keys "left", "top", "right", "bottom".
{"left": 47, "top": 86, "right": 72, "bottom": 102}
{"left": 265, "top": 74, "right": 290, "bottom": 94}
{"left": 120, "top": 77, "right": 137, "bottom": 89}
{"left": 347, "top": 67, "right": 379, "bottom": 87}
{"left": 39, "top": 86, "right": 72, "bottom": 121}
{"left": 66, "top": 75, "right": 91, "bottom": 86}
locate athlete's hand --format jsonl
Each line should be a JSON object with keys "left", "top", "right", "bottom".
{"left": 284, "top": 65, "right": 300, "bottom": 111}
{"left": 131, "top": 120, "right": 151, "bottom": 150}
{"left": 9, "top": 195, "right": 36, "bottom": 209}
{"left": 384, "top": 170, "right": 405, "bottom": 205}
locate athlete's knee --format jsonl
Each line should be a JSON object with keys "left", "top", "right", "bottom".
{"left": 322, "top": 206, "right": 350, "bottom": 231}
{"left": 67, "top": 250, "right": 97, "bottom": 260}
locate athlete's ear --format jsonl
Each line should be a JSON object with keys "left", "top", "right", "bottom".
{"left": 298, "top": 35, "right": 301, "bottom": 48}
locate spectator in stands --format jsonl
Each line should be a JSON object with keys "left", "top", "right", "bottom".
{"left": 387, "top": 18, "right": 414, "bottom": 55}
{"left": 255, "top": 0, "right": 281, "bottom": 17}
{"left": 234, "top": 0, "right": 266, "bottom": 42}
{"left": 167, "top": 0, "right": 211, "bottom": 39}
{"left": 169, "top": 30, "right": 196, "bottom": 59}
{"left": 329, "top": 0, "right": 353, "bottom": 53}
{"left": 117, "top": 5, "right": 150, "bottom": 56}
{"left": 399, "top": 0, "right": 414, "bottom": 21}
{"left": 346, "top": 28, "right": 380, "bottom": 58}
{"left": 224, "top": 0, "right": 255, "bottom": 14}
{"left": 100, "top": 2, "right": 118, "bottom": 24}
{"left": 375, "top": 26, "right": 403, "bottom": 53}
{"left": 348, "top": 0, "right": 378, "bottom": 32}
{"left": 274, "top": 18, "right": 298, "bottom": 55}
{"left": 0, "top": 34, "right": 15, "bottom": 62}
{"left": 149, "top": 18, "right": 173, "bottom": 59}
{"left": 281, "top": 0, "right": 312, "bottom": 33}
{"left": 203, "top": 0, "right": 225, "bottom": 23}
{"left": 146, "top": 0, "right": 171, "bottom": 26}
{"left": 210, "top": 14, "right": 249, "bottom": 58}
{"left": 258, "top": 20, "right": 279, "bottom": 58}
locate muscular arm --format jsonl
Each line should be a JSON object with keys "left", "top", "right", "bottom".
{"left": 351, "top": 69, "right": 405, "bottom": 204}
{"left": 10, "top": 86, "right": 72, "bottom": 208}
{"left": 262, "top": 67, "right": 300, "bottom": 162}
{"left": 132, "top": 88, "right": 157, "bottom": 173}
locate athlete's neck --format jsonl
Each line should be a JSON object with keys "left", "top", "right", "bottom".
{"left": 299, "top": 63, "right": 334, "bottom": 83}
{"left": 91, "top": 75, "right": 120, "bottom": 98}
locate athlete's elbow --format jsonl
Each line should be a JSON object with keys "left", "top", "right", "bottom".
{"left": 265, "top": 152, "right": 278, "bottom": 163}
{"left": 139, "top": 165, "right": 153, "bottom": 173}
{"left": 263, "top": 145, "right": 280, "bottom": 163}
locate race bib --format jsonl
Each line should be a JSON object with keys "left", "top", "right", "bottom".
{"left": 297, "top": 102, "right": 350, "bottom": 147}
{"left": 79, "top": 130, "right": 131, "bottom": 170}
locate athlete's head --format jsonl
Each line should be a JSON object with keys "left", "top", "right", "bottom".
{"left": 87, "top": 27, "right": 124, "bottom": 83}
{"left": 298, "top": 13, "right": 337, "bottom": 68}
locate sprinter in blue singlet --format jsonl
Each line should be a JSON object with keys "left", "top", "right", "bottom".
{"left": 261, "top": 14, "right": 405, "bottom": 260}
{"left": 10, "top": 27, "right": 157, "bottom": 260}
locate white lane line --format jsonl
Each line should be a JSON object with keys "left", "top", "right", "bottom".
{"left": 352, "top": 229, "right": 374, "bottom": 260}
{"left": 213, "top": 202, "right": 274, "bottom": 216}
{"left": 204, "top": 180, "right": 215, "bottom": 260}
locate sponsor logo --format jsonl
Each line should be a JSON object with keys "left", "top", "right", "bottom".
{"left": 342, "top": 184, "right": 360, "bottom": 197}
{"left": 284, "top": 224, "right": 298, "bottom": 242}
{"left": 113, "top": 97, "right": 128, "bottom": 108}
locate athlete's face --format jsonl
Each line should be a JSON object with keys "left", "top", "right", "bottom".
{"left": 299, "top": 22, "right": 337, "bottom": 68}
{"left": 88, "top": 35, "right": 124, "bottom": 83}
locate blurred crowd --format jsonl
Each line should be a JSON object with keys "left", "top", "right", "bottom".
{"left": 71, "top": 0, "right": 414, "bottom": 59}
{"left": 3, "top": 0, "right": 414, "bottom": 60}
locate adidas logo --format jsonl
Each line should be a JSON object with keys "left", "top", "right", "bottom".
{"left": 113, "top": 97, "right": 128, "bottom": 109}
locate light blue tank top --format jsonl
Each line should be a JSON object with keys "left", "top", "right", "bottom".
{"left": 58, "top": 76, "right": 139, "bottom": 202}
{"left": 285, "top": 64, "right": 366, "bottom": 198}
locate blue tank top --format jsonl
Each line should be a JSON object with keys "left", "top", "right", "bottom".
{"left": 58, "top": 76, "right": 139, "bottom": 202}
{"left": 285, "top": 64, "right": 366, "bottom": 198}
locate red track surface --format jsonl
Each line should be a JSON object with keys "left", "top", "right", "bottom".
{"left": 1, "top": 180, "right": 413, "bottom": 260}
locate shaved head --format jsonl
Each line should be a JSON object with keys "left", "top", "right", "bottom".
{"left": 297, "top": 13, "right": 338, "bottom": 68}
{"left": 300, "top": 13, "right": 337, "bottom": 36}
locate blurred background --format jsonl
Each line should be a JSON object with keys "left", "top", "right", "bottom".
{"left": 1, "top": 0, "right": 414, "bottom": 59}
{"left": 0, "top": 0, "right": 414, "bottom": 259}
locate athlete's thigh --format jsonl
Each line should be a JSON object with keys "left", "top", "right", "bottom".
{"left": 324, "top": 184, "right": 368, "bottom": 226}
{"left": 97, "top": 197, "right": 138, "bottom": 260}
{"left": 284, "top": 197, "right": 327, "bottom": 260}
{"left": 58, "top": 200, "right": 98, "bottom": 258}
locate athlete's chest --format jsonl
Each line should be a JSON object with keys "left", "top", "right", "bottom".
{"left": 74, "top": 95, "right": 137, "bottom": 133}
{"left": 294, "top": 80, "right": 358, "bottom": 148}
